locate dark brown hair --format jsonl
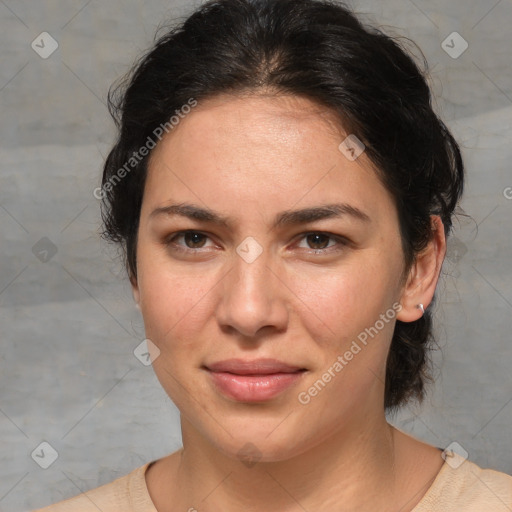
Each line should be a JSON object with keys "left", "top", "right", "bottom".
{"left": 100, "top": 0, "right": 464, "bottom": 409}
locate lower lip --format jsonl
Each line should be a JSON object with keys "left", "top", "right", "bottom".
{"left": 207, "top": 370, "right": 305, "bottom": 402}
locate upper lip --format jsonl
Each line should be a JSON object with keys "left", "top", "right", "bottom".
{"left": 205, "top": 358, "right": 306, "bottom": 375}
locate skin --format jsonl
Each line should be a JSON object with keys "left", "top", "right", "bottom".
{"left": 131, "top": 92, "right": 447, "bottom": 512}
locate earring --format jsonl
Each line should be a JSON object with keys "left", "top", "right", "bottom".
{"left": 416, "top": 303, "right": 425, "bottom": 315}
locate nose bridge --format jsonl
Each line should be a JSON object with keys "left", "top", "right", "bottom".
{"left": 217, "top": 237, "right": 287, "bottom": 336}
{"left": 231, "top": 239, "right": 274, "bottom": 305}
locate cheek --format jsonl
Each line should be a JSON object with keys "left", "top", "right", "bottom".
{"left": 140, "top": 276, "right": 211, "bottom": 346}
{"left": 136, "top": 248, "right": 217, "bottom": 353}
{"left": 287, "top": 255, "right": 398, "bottom": 341}
{"left": 137, "top": 263, "right": 217, "bottom": 407}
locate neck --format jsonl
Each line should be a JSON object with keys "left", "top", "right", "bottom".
{"left": 169, "top": 412, "right": 406, "bottom": 512}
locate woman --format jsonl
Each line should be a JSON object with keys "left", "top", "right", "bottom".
{"left": 35, "top": 0, "right": 512, "bottom": 510}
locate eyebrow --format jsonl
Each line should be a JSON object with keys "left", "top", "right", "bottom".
{"left": 149, "top": 202, "right": 371, "bottom": 228}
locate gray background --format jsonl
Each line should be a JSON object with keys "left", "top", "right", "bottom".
{"left": 1, "top": 0, "right": 511, "bottom": 510}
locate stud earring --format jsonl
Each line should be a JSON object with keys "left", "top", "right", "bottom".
{"left": 417, "top": 303, "right": 425, "bottom": 315}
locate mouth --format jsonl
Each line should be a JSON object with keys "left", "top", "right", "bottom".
{"left": 204, "top": 358, "right": 307, "bottom": 402}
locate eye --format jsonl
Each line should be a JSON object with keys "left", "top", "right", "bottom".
{"left": 295, "top": 232, "right": 348, "bottom": 253}
{"left": 165, "top": 230, "right": 215, "bottom": 251}
{"left": 164, "top": 230, "right": 349, "bottom": 256}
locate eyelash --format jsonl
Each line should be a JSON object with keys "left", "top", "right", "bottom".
{"left": 164, "top": 230, "right": 349, "bottom": 255}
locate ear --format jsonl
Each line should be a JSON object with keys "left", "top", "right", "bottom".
{"left": 396, "top": 215, "right": 446, "bottom": 322}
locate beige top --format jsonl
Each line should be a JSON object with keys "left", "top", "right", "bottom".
{"left": 33, "top": 453, "right": 512, "bottom": 511}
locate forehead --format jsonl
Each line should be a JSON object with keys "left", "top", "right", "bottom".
{"left": 149, "top": 92, "right": 348, "bottom": 164}
{"left": 173, "top": 93, "right": 345, "bottom": 146}
{"left": 142, "top": 93, "right": 395, "bottom": 226}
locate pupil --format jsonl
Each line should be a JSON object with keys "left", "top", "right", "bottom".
{"left": 308, "top": 234, "right": 328, "bottom": 249}
{"left": 185, "top": 232, "right": 205, "bottom": 248}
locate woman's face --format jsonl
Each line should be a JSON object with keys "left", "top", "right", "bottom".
{"left": 133, "top": 93, "right": 413, "bottom": 461}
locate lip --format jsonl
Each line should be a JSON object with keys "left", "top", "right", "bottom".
{"left": 206, "top": 358, "right": 304, "bottom": 375}
{"left": 205, "top": 358, "right": 307, "bottom": 402}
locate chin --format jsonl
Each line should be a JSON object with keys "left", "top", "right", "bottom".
{"left": 201, "top": 417, "right": 317, "bottom": 465}
{"left": 215, "top": 437, "right": 301, "bottom": 465}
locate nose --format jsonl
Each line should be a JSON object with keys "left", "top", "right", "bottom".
{"left": 215, "top": 246, "right": 289, "bottom": 339}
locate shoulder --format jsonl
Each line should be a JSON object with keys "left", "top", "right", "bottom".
{"left": 414, "top": 453, "right": 512, "bottom": 511}
{"left": 32, "top": 462, "right": 158, "bottom": 512}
